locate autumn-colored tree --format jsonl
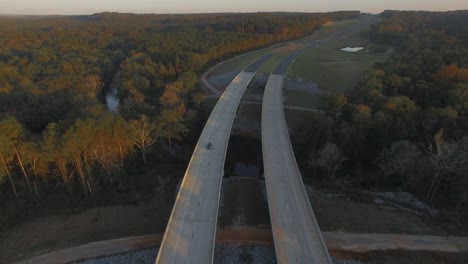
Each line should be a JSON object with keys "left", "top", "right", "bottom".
{"left": 322, "top": 93, "right": 347, "bottom": 118}
{"left": 0, "top": 117, "right": 33, "bottom": 194}
{"left": 112, "top": 115, "right": 135, "bottom": 166}
{"left": 84, "top": 74, "right": 104, "bottom": 98}
{"left": 88, "top": 113, "right": 120, "bottom": 183}
{"left": 0, "top": 11, "right": 365, "bottom": 202}
{"left": 62, "top": 119, "right": 97, "bottom": 197}
{"left": 352, "top": 104, "right": 372, "bottom": 127}
{"left": 158, "top": 109, "right": 187, "bottom": 157}
{"left": 376, "top": 22, "right": 403, "bottom": 33}
{"left": 41, "top": 123, "right": 70, "bottom": 185}
{"left": 160, "top": 80, "right": 186, "bottom": 109}
{"left": 0, "top": 119, "right": 18, "bottom": 199}
{"left": 23, "top": 141, "right": 45, "bottom": 197}
{"left": 434, "top": 64, "right": 459, "bottom": 84}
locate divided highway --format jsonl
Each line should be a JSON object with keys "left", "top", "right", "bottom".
{"left": 157, "top": 16, "right": 376, "bottom": 264}
{"left": 262, "top": 74, "right": 332, "bottom": 263}
{"left": 156, "top": 71, "right": 255, "bottom": 264}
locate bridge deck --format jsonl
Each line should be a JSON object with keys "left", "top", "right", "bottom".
{"left": 261, "top": 74, "right": 332, "bottom": 264}
{"left": 156, "top": 71, "right": 255, "bottom": 264}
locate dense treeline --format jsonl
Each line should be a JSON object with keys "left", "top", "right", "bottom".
{"left": 306, "top": 10, "right": 468, "bottom": 205}
{"left": 0, "top": 12, "right": 360, "bottom": 201}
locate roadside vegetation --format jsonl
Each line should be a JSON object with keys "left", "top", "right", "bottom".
{"left": 283, "top": 88, "right": 321, "bottom": 109}
{"left": 0, "top": 11, "right": 360, "bottom": 233}
{"left": 1, "top": 9, "right": 468, "bottom": 263}
{"left": 295, "top": 11, "right": 468, "bottom": 214}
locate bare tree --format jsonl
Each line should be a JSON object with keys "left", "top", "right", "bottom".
{"left": 317, "top": 143, "right": 343, "bottom": 179}
{"left": 0, "top": 150, "right": 17, "bottom": 200}
{"left": 130, "top": 115, "right": 158, "bottom": 165}
{"left": 307, "top": 149, "right": 318, "bottom": 178}
{"left": 376, "top": 140, "right": 420, "bottom": 187}
{"left": 426, "top": 129, "right": 468, "bottom": 203}
{"left": 0, "top": 117, "right": 33, "bottom": 195}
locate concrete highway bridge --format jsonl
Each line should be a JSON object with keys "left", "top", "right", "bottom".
{"left": 156, "top": 71, "right": 331, "bottom": 264}
{"left": 155, "top": 16, "right": 378, "bottom": 264}
{"left": 156, "top": 71, "right": 255, "bottom": 264}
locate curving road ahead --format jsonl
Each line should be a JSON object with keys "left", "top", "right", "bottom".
{"left": 156, "top": 71, "right": 255, "bottom": 264}
{"left": 262, "top": 74, "right": 332, "bottom": 263}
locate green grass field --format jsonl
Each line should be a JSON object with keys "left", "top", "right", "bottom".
{"left": 322, "top": 19, "right": 359, "bottom": 31}
{"left": 287, "top": 36, "right": 389, "bottom": 91}
{"left": 287, "top": 49, "right": 388, "bottom": 92}
{"left": 256, "top": 50, "right": 292, "bottom": 73}
{"left": 208, "top": 17, "right": 367, "bottom": 78}
{"left": 284, "top": 89, "right": 321, "bottom": 109}
{"left": 287, "top": 16, "right": 390, "bottom": 92}
{"left": 284, "top": 107, "right": 322, "bottom": 131}
{"left": 205, "top": 14, "right": 390, "bottom": 111}
{"left": 256, "top": 54, "right": 283, "bottom": 73}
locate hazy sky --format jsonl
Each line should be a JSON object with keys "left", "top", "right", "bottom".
{"left": 0, "top": 0, "right": 466, "bottom": 15}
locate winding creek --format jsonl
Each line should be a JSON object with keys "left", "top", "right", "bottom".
{"left": 105, "top": 86, "right": 120, "bottom": 112}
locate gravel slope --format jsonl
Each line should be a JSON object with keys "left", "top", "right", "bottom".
{"left": 76, "top": 245, "right": 361, "bottom": 264}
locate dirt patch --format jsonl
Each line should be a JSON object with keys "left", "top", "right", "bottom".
{"left": 284, "top": 76, "right": 321, "bottom": 94}
{"left": 309, "top": 188, "right": 457, "bottom": 236}
{"left": 333, "top": 250, "right": 468, "bottom": 264}
{"left": 0, "top": 165, "right": 184, "bottom": 264}
{"left": 0, "top": 203, "right": 170, "bottom": 264}
{"left": 4, "top": 180, "right": 465, "bottom": 264}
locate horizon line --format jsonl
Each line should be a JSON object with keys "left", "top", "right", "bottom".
{"left": 0, "top": 9, "right": 467, "bottom": 17}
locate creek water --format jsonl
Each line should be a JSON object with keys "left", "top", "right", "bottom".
{"left": 224, "top": 136, "right": 263, "bottom": 178}
{"left": 219, "top": 135, "right": 270, "bottom": 227}
{"left": 105, "top": 87, "right": 119, "bottom": 112}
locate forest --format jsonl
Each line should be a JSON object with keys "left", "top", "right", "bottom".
{"left": 0, "top": 11, "right": 360, "bottom": 209}
{"left": 305, "top": 10, "right": 468, "bottom": 207}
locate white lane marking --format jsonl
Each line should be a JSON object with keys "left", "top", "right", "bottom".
{"left": 168, "top": 72, "right": 252, "bottom": 263}
{"left": 169, "top": 75, "right": 233, "bottom": 263}
{"left": 272, "top": 75, "right": 317, "bottom": 262}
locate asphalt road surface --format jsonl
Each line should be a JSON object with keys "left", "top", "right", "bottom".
{"left": 156, "top": 71, "right": 255, "bottom": 264}
{"left": 245, "top": 53, "right": 274, "bottom": 73}
{"left": 273, "top": 49, "right": 304, "bottom": 75}
{"left": 262, "top": 74, "right": 332, "bottom": 264}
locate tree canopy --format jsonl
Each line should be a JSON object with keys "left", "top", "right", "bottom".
{"left": 0, "top": 11, "right": 359, "bottom": 200}
{"left": 306, "top": 10, "right": 468, "bottom": 204}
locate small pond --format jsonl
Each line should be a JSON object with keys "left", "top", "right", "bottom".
{"left": 340, "top": 47, "right": 364, "bottom": 53}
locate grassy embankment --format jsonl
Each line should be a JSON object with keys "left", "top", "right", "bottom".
{"left": 282, "top": 16, "right": 389, "bottom": 113}
{"left": 287, "top": 17, "right": 390, "bottom": 93}
{"left": 204, "top": 16, "right": 390, "bottom": 124}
